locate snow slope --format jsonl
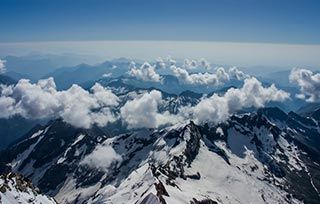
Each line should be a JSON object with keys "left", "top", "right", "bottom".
{"left": 1, "top": 107, "right": 320, "bottom": 203}
{"left": 0, "top": 172, "right": 57, "bottom": 204}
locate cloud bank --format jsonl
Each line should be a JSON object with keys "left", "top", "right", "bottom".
{"left": 289, "top": 68, "right": 320, "bottom": 102}
{"left": 180, "top": 77, "right": 290, "bottom": 124}
{"left": 128, "top": 58, "right": 248, "bottom": 87}
{"left": 119, "top": 77, "right": 289, "bottom": 128}
{"left": 0, "top": 70, "right": 289, "bottom": 130}
{"left": 0, "top": 78, "right": 119, "bottom": 128}
{"left": 170, "top": 65, "right": 247, "bottom": 86}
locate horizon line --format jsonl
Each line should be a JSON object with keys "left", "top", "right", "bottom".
{"left": 1, "top": 39, "right": 320, "bottom": 47}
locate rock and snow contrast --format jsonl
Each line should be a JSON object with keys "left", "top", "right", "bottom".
{"left": 0, "top": 172, "right": 57, "bottom": 204}
{"left": 1, "top": 1, "right": 320, "bottom": 202}
{"left": 1, "top": 107, "right": 320, "bottom": 204}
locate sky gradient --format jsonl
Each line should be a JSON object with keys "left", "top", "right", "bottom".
{"left": 1, "top": 0, "right": 320, "bottom": 44}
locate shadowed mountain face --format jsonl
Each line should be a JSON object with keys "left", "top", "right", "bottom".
{"left": 0, "top": 117, "right": 44, "bottom": 150}
{"left": 0, "top": 75, "right": 44, "bottom": 150}
{"left": 1, "top": 107, "right": 320, "bottom": 204}
{"left": 0, "top": 74, "right": 16, "bottom": 85}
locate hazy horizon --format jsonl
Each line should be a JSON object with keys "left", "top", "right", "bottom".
{"left": 1, "top": 40, "right": 320, "bottom": 69}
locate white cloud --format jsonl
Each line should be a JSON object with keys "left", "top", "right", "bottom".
{"left": 120, "top": 90, "right": 181, "bottom": 129}
{"left": 81, "top": 144, "right": 122, "bottom": 172}
{"left": 155, "top": 57, "right": 166, "bottom": 69}
{"left": 103, "top": 73, "right": 112, "bottom": 78}
{"left": 228, "top": 66, "right": 249, "bottom": 80}
{"left": 0, "top": 78, "right": 119, "bottom": 128}
{"left": 215, "top": 67, "right": 230, "bottom": 83}
{"left": 170, "top": 65, "right": 218, "bottom": 85}
{"left": 289, "top": 68, "right": 320, "bottom": 102}
{"left": 170, "top": 65, "right": 246, "bottom": 86}
{"left": 200, "top": 58, "right": 210, "bottom": 69}
{"left": 128, "top": 61, "right": 162, "bottom": 82}
{"left": 91, "top": 83, "right": 119, "bottom": 107}
{"left": 0, "top": 59, "right": 6, "bottom": 74}
{"left": 167, "top": 56, "right": 176, "bottom": 66}
{"left": 129, "top": 58, "right": 248, "bottom": 87}
{"left": 180, "top": 77, "right": 290, "bottom": 124}
{"left": 0, "top": 96, "right": 16, "bottom": 118}
{"left": 183, "top": 59, "right": 197, "bottom": 69}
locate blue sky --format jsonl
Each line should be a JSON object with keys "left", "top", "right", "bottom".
{"left": 1, "top": 0, "right": 320, "bottom": 44}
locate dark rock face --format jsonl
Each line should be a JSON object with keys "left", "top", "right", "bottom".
{"left": 191, "top": 198, "right": 219, "bottom": 204}
{"left": 312, "top": 108, "right": 320, "bottom": 121}
{"left": 184, "top": 121, "right": 201, "bottom": 166}
{"left": 150, "top": 122, "right": 204, "bottom": 184}
{"left": 0, "top": 172, "right": 36, "bottom": 194}
{"left": 155, "top": 181, "right": 169, "bottom": 204}
{"left": 139, "top": 193, "right": 161, "bottom": 204}
{"left": 0, "top": 119, "right": 110, "bottom": 194}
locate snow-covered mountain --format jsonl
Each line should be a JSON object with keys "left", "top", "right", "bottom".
{"left": 1, "top": 107, "right": 320, "bottom": 203}
{"left": 0, "top": 172, "right": 57, "bottom": 204}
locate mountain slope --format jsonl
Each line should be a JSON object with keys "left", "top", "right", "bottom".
{"left": 0, "top": 172, "right": 57, "bottom": 204}
{"left": 1, "top": 108, "right": 320, "bottom": 203}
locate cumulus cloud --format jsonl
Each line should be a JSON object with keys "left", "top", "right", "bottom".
{"left": 183, "top": 59, "right": 197, "bottom": 69}
{"left": 200, "top": 58, "right": 210, "bottom": 69}
{"left": 0, "top": 59, "right": 6, "bottom": 74}
{"left": 81, "top": 144, "right": 122, "bottom": 172}
{"left": 289, "top": 68, "right": 320, "bottom": 102}
{"left": 167, "top": 56, "right": 176, "bottom": 66}
{"left": 128, "top": 61, "right": 162, "bottom": 82}
{"left": 180, "top": 77, "right": 290, "bottom": 124}
{"left": 137, "top": 57, "right": 248, "bottom": 86}
{"left": 228, "top": 66, "right": 249, "bottom": 80}
{"left": 120, "top": 90, "right": 181, "bottom": 129}
{"left": 169, "top": 65, "right": 247, "bottom": 86}
{"left": 155, "top": 57, "right": 166, "bottom": 69}
{"left": 0, "top": 78, "right": 119, "bottom": 128}
{"left": 170, "top": 65, "right": 218, "bottom": 85}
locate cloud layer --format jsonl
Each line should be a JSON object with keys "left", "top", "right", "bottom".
{"left": 289, "top": 68, "right": 320, "bottom": 102}
{"left": 170, "top": 65, "right": 247, "bottom": 86}
{"left": 129, "top": 58, "right": 248, "bottom": 87}
{"left": 0, "top": 78, "right": 119, "bottom": 128}
{"left": 180, "top": 77, "right": 290, "bottom": 124}
{"left": 119, "top": 77, "right": 289, "bottom": 128}
{"left": 0, "top": 71, "right": 290, "bottom": 129}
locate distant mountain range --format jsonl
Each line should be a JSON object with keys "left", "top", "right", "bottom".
{"left": 2, "top": 54, "right": 104, "bottom": 81}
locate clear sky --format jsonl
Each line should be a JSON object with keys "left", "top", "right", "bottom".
{"left": 1, "top": 0, "right": 320, "bottom": 44}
